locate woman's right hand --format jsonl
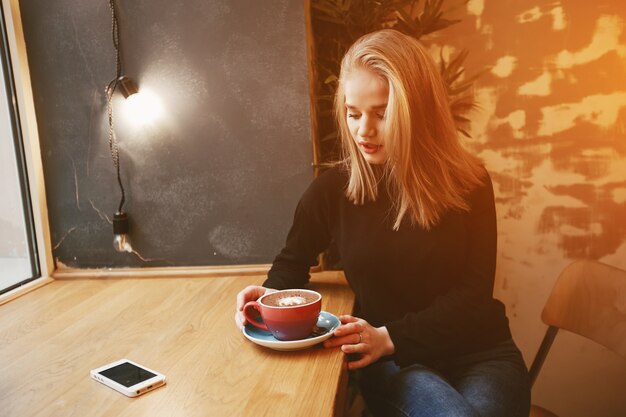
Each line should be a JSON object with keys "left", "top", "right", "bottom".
{"left": 234, "top": 285, "right": 276, "bottom": 329}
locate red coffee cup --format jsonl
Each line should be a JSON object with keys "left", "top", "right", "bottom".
{"left": 243, "top": 289, "right": 322, "bottom": 341}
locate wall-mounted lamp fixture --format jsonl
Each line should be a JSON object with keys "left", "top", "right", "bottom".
{"left": 106, "top": 0, "right": 135, "bottom": 253}
{"left": 117, "top": 75, "right": 138, "bottom": 98}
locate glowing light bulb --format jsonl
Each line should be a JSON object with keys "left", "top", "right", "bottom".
{"left": 121, "top": 88, "right": 164, "bottom": 127}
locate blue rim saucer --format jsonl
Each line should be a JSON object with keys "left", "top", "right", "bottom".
{"left": 242, "top": 311, "right": 340, "bottom": 351}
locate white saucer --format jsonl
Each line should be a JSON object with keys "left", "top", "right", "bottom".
{"left": 242, "top": 311, "right": 340, "bottom": 351}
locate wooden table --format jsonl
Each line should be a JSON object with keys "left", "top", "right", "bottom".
{"left": 0, "top": 271, "right": 354, "bottom": 417}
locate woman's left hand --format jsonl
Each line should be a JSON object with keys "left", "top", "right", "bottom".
{"left": 323, "top": 315, "right": 395, "bottom": 370}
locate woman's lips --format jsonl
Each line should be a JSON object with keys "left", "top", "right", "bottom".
{"left": 359, "top": 141, "right": 383, "bottom": 154}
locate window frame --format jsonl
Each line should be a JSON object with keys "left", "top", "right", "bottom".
{"left": 0, "top": 0, "right": 53, "bottom": 303}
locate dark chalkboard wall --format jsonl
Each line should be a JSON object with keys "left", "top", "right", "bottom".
{"left": 20, "top": 1, "right": 313, "bottom": 267}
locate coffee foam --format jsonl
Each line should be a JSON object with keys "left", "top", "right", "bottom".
{"left": 277, "top": 296, "right": 307, "bottom": 306}
{"left": 263, "top": 290, "right": 318, "bottom": 307}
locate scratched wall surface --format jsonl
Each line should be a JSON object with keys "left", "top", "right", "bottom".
{"left": 436, "top": 1, "right": 626, "bottom": 416}
{"left": 19, "top": 0, "right": 313, "bottom": 267}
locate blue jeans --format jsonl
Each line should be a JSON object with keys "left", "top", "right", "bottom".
{"left": 358, "top": 339, "right": 530, "bottom": 417}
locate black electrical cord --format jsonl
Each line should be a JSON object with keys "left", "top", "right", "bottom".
{"left": 106, "top": 0, "right": 125, "bottom": 214}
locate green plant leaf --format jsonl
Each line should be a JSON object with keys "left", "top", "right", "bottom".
{"left": 423, "top": 18, "right": 460, "bottom": 34}
{"left": 450, "top": 96, "right": 474, "bottom": 108}
{"left": 324, "top": 74, "right": 338, "bottom": 84}
{"left": 452, "top": 114, "right": 471, "bottom": 123}
{"left": 457, "top": 128, "right": 471, "bottom": 138}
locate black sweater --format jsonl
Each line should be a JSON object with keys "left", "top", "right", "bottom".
{"left": 263, "top": 166, "right": 511, "bottom": 367}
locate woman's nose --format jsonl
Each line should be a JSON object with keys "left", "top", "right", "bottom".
{"left": 357, "top": 117, "right": 376, "bottom": 137}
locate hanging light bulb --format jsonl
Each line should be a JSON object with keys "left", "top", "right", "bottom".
{"left": 113, "top": 211, "right": 133, "bottom": 252}
{"left": 122, "top": 87, "right": 164, "bottom": 127}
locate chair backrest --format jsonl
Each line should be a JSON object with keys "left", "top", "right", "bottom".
{"left": 541, "top": 260, "right": 626, "bottom": 359}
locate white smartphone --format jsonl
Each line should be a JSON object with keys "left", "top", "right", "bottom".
{"left": 90, "top": 359, "right": 166, "bottom": 397}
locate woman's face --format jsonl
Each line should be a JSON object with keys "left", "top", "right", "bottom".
{"left": 344, "top": 68, "right": 389, "bottom": 165}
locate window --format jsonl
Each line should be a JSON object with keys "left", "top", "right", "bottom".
{"left": 0, "top": 4, "right": 39, "bottom": 295}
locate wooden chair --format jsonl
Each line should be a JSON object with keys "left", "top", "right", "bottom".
{"left": 528, "top": 260, "right": 626, "bottom": 417}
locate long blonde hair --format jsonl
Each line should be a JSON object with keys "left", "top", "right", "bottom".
{"left": 334, "top": 29, "right": 485, "bottom": 230}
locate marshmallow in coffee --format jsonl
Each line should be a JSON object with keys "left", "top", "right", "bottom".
{"left": 277, "top": 295, "right": 307, "bottom": 306}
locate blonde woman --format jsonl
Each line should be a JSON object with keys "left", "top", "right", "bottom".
{"left": 236, "top": 30, "right": 530, "bottom": 417}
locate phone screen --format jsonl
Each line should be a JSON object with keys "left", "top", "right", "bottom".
{"left": 98, "top": 361, "right": 157, "bottom": 387}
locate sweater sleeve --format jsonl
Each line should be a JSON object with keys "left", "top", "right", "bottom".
{"left": 385, "top": 173, "right": 509, "bottom": 367}
{"left": 262, "top": 173, "right": 334, "bottom": 290}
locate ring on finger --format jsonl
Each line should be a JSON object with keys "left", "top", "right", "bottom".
{"left": 358, "top": 332, "right": 363, "bottom": 343}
